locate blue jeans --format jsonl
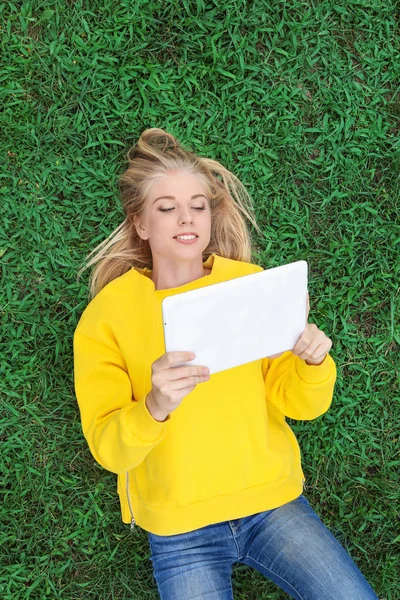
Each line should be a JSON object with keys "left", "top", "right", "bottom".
{"left": 147, "top": 495, "right": 379, "bottom": 599}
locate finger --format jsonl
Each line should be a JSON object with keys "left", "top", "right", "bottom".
{"left": 297, "top": 340, "right": 325, "bottom": 360}
{"left": 296, "top": 335, "right": 332, "bottom": 361}
{"left": 304, "top": 347, "right": 329, "bottom": 364}
{"left": 172, "top": 375, "right": 208, "bottom": 391}
{"left": 309, "top": 338, "right": 332, "bottom": 360}
{"left": 165, "top": 351, "right": 195, "bottom": 368}
{"left": 292, "top": 324, "right": 318, "bottom": 355}
{"left": 167, "top": 363, "right": 209, "bottom": 380}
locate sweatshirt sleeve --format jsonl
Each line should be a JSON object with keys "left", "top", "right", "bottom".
{"left": 262, "top": 350, "right": 337, "bottom": 420}
{"left": 73, "top": 327, "right": 170, "bottom": 475}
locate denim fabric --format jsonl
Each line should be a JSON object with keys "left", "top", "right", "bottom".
{"left": 148, "top": 494, "right": 379, "bottom": 600}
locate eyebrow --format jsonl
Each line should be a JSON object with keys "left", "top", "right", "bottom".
{"left": 152, "top": 194, "right": 208, "bottom": 205}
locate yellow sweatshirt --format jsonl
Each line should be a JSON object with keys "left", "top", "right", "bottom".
{"left": 73, "top": 252, "right": 337, "bottom": 536}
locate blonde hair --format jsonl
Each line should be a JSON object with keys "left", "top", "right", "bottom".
{"left": 77, "top": 128, "right": 262, "bottom": 300}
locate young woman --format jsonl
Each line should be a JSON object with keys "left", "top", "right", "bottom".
{"left": 73, "top": 128, "right": 379, "bottom": 599}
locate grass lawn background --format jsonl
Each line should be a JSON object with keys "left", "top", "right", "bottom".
{"left": 1, "top": 1, "right": 399, "bottom": 598}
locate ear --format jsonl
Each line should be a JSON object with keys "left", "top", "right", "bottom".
{"left": 133, "top": 214, "right": 148, "bottom": 240}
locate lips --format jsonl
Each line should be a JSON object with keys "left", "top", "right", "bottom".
{"left": 173, "top": 235, "right": 199, "bottom": 239}
{"left": 173, "top": 234, "right": 199, "bottom": 245}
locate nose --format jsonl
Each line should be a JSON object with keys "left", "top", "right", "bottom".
{"left": 178, "top": 208, "right": 194, "bottom": 225}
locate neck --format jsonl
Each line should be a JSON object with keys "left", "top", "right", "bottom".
{"left": 151, "top": 258, "right": 207, "bottom": 290}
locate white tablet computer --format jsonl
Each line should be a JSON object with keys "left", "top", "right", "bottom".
{"left": 161, "top": 259, "right": 308, "bottom": 375}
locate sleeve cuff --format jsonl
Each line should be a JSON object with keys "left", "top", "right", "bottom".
{"left": 125, "top": 395, "right": 170, "bottom": 442}
{"left": 295, "top": 353, "right": 334, "bottom": 384}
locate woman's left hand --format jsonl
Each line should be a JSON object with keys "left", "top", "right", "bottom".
{"left": 269, "top": 292, "right": 333, "bottom": 366}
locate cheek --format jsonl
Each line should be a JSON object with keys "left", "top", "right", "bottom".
{"left": 204, "top": 210, "right": 212, "bottom": 225}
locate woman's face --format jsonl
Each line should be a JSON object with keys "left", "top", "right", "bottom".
{"left": 134, "top": 170, "right": 212, "bottom": 262}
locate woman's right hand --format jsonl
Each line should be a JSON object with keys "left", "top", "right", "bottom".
{"left": 145, "top": 352, "right": 210, "bottom": 422}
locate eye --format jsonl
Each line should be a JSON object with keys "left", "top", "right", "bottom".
{"left": 159, "top": 207, "right": 206, "bottom": 212}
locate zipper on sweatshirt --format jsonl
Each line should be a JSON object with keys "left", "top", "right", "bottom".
{"left": 126, "top": 471, "right": 136, "bottom": 532}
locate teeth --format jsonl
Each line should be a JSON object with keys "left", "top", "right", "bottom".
{"left": 176, "top": 235, "right": 196, "bottom": 240}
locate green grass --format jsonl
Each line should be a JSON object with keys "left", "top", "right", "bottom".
{"left": 1, "top": 0, "right": 399, "bottom": 598}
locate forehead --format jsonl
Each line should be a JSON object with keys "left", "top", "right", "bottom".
{"left": 148, "top": 172, "right": 208, "bottom": 198}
